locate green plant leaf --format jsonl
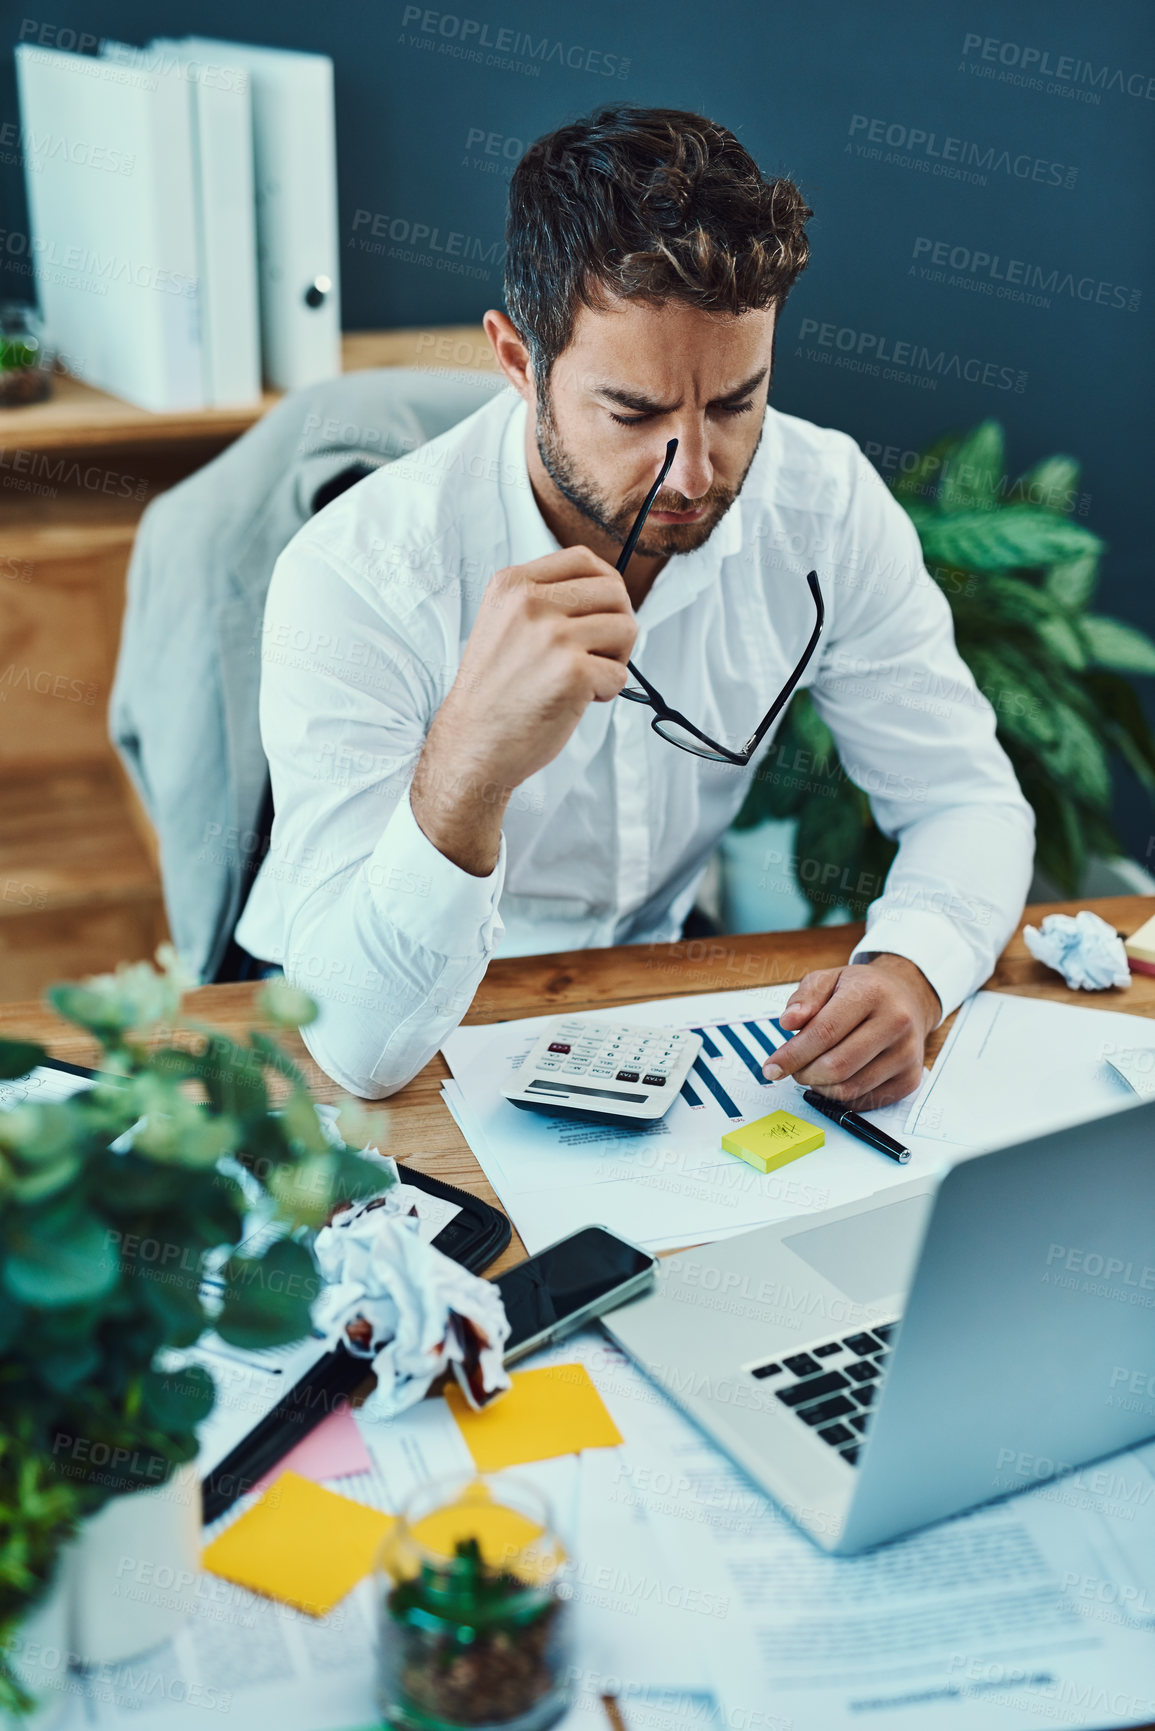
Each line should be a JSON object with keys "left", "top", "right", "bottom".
{"left": 976, "top": 575, "right": 1064, "bottom": 629}
{"left": 269, "top": 1152, "right": 341, "bottom": 1231}
{"left": 8, "top": 1149, "right": 81, "bottom": 1204}
{"left": 258, "top": 979, "right": 319, "bottom": 1030}
{"left": 0, "top": 1102, "right": 81, "bottom": 1167}
{"left": 794, "top": 779, "right": 869, "bottom": 923}
{"left": 271, "top": 1145, "right": 387, "bottom": 1230}
{"left": 46, "top": 983, "right": 134, "bottom": 1040}
{"left": 215, "top": 1238, "right": 319, "bottom": 1350}
{"left": 1012, "top": 453, "right": 1081, "bottom": 514}
{"left": 3, "top": 1206, "right": 120, "bottom": 1308}
{"left": 1035, "top": 616, "right": 1087, "bottom": 670}
{"left": 247, "top": 1029, "right": 307, "bottom": 1089}
{"left": 279, "top": 1086, "right": 331, "bottom": 1158}
{"left": 1012, "top": 758, "right": 1085, "bottom": 895}
{"left": 1079, "top": 616, "right": 1155, "bottom": 675}
{"left": 1084, "top": 671, "right": 1155, "bottom": 790}
{"left": 0, "top": 1040, "right": 47, "bottom": 1081}
{"left": 1045, "top": 552, "right": 1099, "bottom": 612}
{"left": 737, "top": 691, "right": 840, "bottom": 827}
{"left": 918, "top": 508, "right": 1101, "bottom": 572}
{"left": 1025, "top": 698, "right": 1113, "bottom": 808}
{"left": 140, "top": 1360, "right": 215, "bottom": 1437}
{"left": 937, "top": 420, "right": 1005, "bottom": 515}
{"left": 890, "top": 431, "right": 962, "bottom": 505}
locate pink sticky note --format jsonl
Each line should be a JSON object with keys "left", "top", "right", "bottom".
{"left": 253, "top": 1406, "right": 373, "bottom": 1494}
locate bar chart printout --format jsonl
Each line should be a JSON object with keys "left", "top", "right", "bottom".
{"left": 682, "top": 1018, "right": 791, "bottom": 1120}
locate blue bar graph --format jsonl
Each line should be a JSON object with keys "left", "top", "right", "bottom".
{"left": 742, "top": 1020, "right": 779, "bottom": 1056}
{"left": 680, "top": 1076, "right": 704, "bottom": 1108}
{"left": 692, "top": 1026, "right": 723, "bottom": 1060}
{"left": 690, "top": 1056, "right": 742, "bottom": 1120}
{"left": 718, "top": 1023, "right": 772, "bottom": 1084}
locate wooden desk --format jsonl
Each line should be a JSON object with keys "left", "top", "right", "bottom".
{"left": 2, "top": 893, "right": 1153, "bottom": 1279}
{"left": 3, "top": 894, "right": 1152, "bottom": 1731}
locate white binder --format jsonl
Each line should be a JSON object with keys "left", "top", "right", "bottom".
{"left": 104, "top": 39, "right": 262, "bottom": 409}
{"left": 183, "top": 37, "right": 342, "bottom": 391}
{"left": 15, "top": 44, "right": 204, "bottom": 412}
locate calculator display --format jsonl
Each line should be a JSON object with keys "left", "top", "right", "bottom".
{"left": 497, "top": 1227, "right": 654, "bottom": 1350}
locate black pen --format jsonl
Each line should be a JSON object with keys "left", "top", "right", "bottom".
{"left": 801, "top": 1088, "right": 911, "bottom": 1164}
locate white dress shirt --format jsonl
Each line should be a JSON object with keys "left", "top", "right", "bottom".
{"left": 237, "top": 386, "right": 1034, "bottom": 1098}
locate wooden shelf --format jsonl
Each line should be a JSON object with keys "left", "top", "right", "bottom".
{"left": 0, "top": 325, "right": 495, "bottom": 456}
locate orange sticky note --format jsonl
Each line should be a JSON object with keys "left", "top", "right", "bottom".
{"left": 202, "top": 1471, "right": 393, "bottom": 1617}
{"left": 444, "top": 1363, "right": 622, "bottom": 1471}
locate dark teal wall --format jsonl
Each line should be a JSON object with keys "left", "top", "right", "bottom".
{"left": 3, "top": 1, "right": 1153, "bottom": 855}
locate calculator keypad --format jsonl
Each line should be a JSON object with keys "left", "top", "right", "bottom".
{"left": 517, "top": 1021, "right": 697, "bottom": 1107}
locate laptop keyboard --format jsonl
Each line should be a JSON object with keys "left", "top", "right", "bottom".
{"left": 747, "top": 1322, "right": 898, "bottom": 1467}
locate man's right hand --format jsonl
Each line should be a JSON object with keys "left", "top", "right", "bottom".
{"left": 410, "top": 547, "right": 636, "bottom": 875}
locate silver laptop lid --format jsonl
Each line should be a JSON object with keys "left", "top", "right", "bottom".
{"left": 842, "top": 1095, "right": 1155, "bottom": 1551}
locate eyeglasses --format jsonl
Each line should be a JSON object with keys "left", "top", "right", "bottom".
{"left": 615, "top": 437, "right": 825, "bottom": 765}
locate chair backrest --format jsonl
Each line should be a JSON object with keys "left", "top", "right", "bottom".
{"left": 110, "top": 366, "right": 507, "bottom": 982}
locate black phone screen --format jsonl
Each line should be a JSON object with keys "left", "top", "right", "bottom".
{"left": 496, "top": 1227, "right": 653, "bottom": 1350}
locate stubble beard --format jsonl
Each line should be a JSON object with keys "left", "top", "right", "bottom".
{"left": 534, "top": 384, "right": 762, "bottom": 560}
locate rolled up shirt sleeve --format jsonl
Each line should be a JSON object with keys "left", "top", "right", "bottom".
{"left": 809, "top": 449, "right": 1036, "bottom": 1021}
{"left": 241, "top": 532, "right": 506, "bottom": 1099}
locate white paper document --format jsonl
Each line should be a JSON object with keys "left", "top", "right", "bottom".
{"left": 441, "top": 986, "right": 948, "bottom": 1253}
{"left": 541, "top": 1334, "right": 1155, "bottom": 1731}
{"left": 0, "top": 1060, "right": 96, "bottom": 1110}
{"left": 56, "top": 1325, "right": 1155, "bottom": 1731}
{"left": 906, "top": 991, "right": 1155, "bottom": 1150}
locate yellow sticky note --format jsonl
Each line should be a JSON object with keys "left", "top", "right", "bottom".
{"left": 1125, "top": 912, "right": 1155, "bottom": 967}
{"left": 410, "top": 1486, "right": 547, "bottom": 1575}
{"left": 201, "top": 1471, "right": 393, "bottom": 1617}
{"left": 445, "top": 1363, "right": 622, "bottom": 1471}
{"left": 722, "top": 1109, "right": 824, "bottom": 1174}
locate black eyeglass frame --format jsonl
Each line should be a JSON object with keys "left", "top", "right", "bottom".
{"left": 615, "top": 438, "right": 826, "bottom": 766}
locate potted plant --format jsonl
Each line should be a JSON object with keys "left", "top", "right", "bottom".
{"left": 0, "top": 949, "right": 385, "bottom": 1721}
{"left": 729, "top": 420, "right": 1155, "bottom": 924}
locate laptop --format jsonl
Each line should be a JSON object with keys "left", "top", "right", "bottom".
{"left": 604, "top": 1094, "right": 1155, "bottom": 1554}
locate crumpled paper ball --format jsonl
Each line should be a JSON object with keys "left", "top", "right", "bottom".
{"left": 1023, "top": 909, "right": 1131, "bottom": 991}
{"left": 312, "top": 1172, "right": 511, "bottom": 1421}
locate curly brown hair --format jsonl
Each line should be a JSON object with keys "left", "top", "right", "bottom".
{"left": 504, "top": 106, "right": 813, "bottom": 383}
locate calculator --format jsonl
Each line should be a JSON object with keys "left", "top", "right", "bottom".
{"left": 501, "top": 1019, "right": 703, "bottom": 1126}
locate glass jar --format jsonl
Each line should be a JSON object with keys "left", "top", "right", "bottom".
{"left": 377, "top": 1473, "right": 572, "bottom": 1731}
{"left": 0, "top": 304, "right": 54, "bottom": 407}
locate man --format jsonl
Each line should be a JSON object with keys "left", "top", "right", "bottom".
{"left": 236, "top": 106, "right": 1034, "bottom": 1105}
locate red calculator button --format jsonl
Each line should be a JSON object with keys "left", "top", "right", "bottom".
{"left": 548, "top": 1042, "right": 571, "bottom": 1054}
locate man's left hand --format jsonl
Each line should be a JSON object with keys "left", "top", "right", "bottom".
{"left": 761, "top": 954, "right": 941, "bottom": 1109}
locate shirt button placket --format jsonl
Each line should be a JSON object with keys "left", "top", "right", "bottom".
{"left": 611, "top": 688, "right": 651, "bottom": 938}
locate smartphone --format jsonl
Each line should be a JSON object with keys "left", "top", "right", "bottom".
{"left": 496, "top": 1225, "right": 657, "bottom": 1366}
